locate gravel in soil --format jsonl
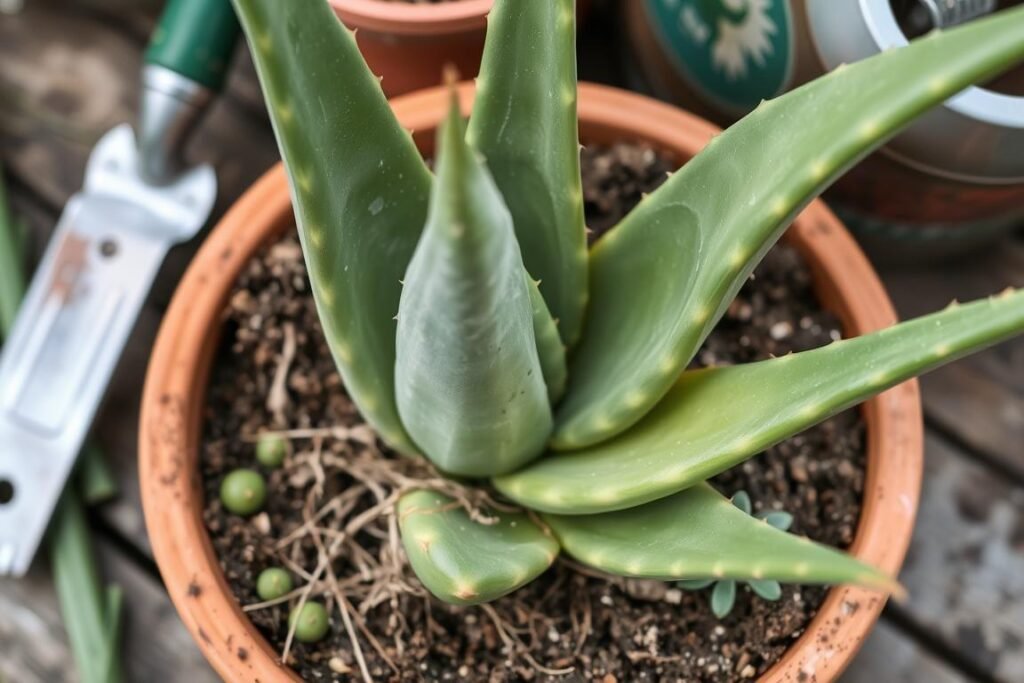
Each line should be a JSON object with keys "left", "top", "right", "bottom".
{"left": 200, "top": 142, "right": 866, "bottom": 681}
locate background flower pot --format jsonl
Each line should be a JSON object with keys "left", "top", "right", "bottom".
{"left": 330, "top": 0, "right": 591, "bottom": 97}
{"left": 140, "top": 83, "right": 923, "bottom": 682}
{"left": 622, "top": 0, "right": 1024, "bottom": 260}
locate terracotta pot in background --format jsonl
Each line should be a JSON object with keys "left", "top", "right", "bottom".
{"left": 330, "top": 0, "right": 591, "bottom": 97}
{"left": 140, "top": 83, "right": 923, "bottom": 682}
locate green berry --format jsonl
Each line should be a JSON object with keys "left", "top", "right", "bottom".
{"left": 289, "top": 602, "right": 330, "bottom": 643}
{"left": 219, "top": 469, "right": 267, "bottom": 516}
{"left": 256, "top": 434, "right": 288, "bottom": 468}
{"left": 256, "top": 568, "right": 293, "bottom": 601}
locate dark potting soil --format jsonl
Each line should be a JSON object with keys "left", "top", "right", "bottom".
{"left": 200, "top": 142, "right": 866, "bottom": 682}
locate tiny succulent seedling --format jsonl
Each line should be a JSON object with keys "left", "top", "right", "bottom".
{"left": 288, "top": 601, "right": 330, "bottom": 644}
{"left": 678, "top": 492, "right": 792, "bottom": 618}
{"left": 257, "top": 568, "right": 294, "bottom": 602}
{"left": 220, "top": 468, "right": 266, "bottom": 516}
{"left": 256, "top": 433, "right": 288, "bottom": 468}
{"left": 233, "top": 0, "right": 1024, "bottom": 607}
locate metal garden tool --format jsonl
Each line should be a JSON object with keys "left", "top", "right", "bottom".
{"left": 0, "top": 0, "right": 240, "bottom": 576}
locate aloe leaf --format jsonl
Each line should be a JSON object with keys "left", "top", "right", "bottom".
{"left": 233, "top": 0, "right": 433, "bottom": 452}
{"left": 528, "top": 276, "right": 568, "bottom": 403}
{"left": 552, "top": 9, "right": 1024, "bottom": 449}
{"left": 398, "top": 490, "right": 559, "bottom": 605}
{"left": 467, "top": 0, "right": 588, "bottom": 346}
{"left": 395, "top": 91, "right": 552, "bottom": 477}
{"left": 711, "top": 580, "right": 736, "bottom": 618}
{"left": 497, "top": 290, "right": 1024, "bottom": 514}
{"left": 542, "top": 484, "right": 897, "bottom": 592}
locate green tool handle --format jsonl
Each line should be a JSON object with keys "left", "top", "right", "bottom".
{"left": 145, "top": 0, "right": 240, "bottom": 91}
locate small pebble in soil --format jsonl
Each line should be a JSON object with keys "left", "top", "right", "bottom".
{"left": 255, "top": 433, "right": 288, "bottom": 468}
{"left": 289, "top": 602, "right": 331, "bottom": 643}
{"left": 219, "top": 469, "right": 267, "bottom": 516}
{"left": 256, "top": 568, "right": 294, "bottom": 601}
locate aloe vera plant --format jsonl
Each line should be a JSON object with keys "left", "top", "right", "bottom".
{"left": 233, "top": 0, "right": 1024, "bottom": 607}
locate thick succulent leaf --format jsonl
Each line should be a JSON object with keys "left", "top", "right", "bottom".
{"left": 395, "top": 93, "right": 552, "bottom": 477}
{"left": 497, "top": 290, "right": 1024, "bottom": 513}
{"left": 398, "top": 490, "right": 559, "bottom": 606}
{"left": 553, "top": 9, "right": 1024, "bottom": 449}
{"left": 467, "top": 0, "right": 588, "bottom": 346}
{"left": 542, "top": 485, "right": 897, "bottom": 592}
{"left": 749, "top": 579, "right": 783, "bottom": 601}
{"left": 528, "top": 276, "right": 568, "bottom": 403}
{"left": 679, "top": 578, "right": 714, "bottom": 590}
{"left": 711, "top": 580, "right": 736, "bottom": 618}
{"left": 233, "top": 0, "right": 432, "bottom": 452}
{"left": 759, "top": 511, "right": 794, "bottom": 531}
{"left": 730, "top": 491, "right": 751, "bottom": 515}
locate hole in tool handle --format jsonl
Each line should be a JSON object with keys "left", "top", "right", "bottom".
{"left": 0, "top": 478, "right": 14, "bottom": 505}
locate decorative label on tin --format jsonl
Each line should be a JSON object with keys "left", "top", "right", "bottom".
{"left": 645, "top": 0, "right": 795, "bottom": 114}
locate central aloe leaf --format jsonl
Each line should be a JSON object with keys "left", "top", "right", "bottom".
{"left": 394, "top": 90, "right": 552, "bottom": 477}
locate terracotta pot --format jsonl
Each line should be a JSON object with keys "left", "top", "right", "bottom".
{"left": 140, "top": 82, "right": 923, "bottom": 682}
{"left": 330, "top": 0, "right": 591, "bottom": 97}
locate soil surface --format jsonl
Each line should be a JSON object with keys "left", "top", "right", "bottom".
{"left": 200, "top": 142, "right": 866, "bottom": 681}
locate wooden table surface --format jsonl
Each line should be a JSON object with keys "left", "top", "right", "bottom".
{"left": 1, "top": 1, "right": 1022, "bottom": 681}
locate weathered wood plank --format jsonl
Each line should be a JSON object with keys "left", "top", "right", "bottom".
{"left": 0, "top": 536, "right": 216, "bottom": 683}
{"left": 70, "top": 0, "right": 271, "bottom": 119}
{"left": 0, "top": 1, "right": 134, "bottom": 210}
{"left": 889, "top": 432, "right": 1024, "bottom": 682}
{"left": 0, "top": 0, "right": 280, "bottom": 244}
{"left": 842, "top": 621, "right": 968, "bottom": 683}
{"left": 877, "top": 236, "right": 1024, "bottom": 481}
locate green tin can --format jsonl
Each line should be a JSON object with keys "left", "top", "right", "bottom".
{"left": 626, "top": 0, "right": 1024, "bottom": 260}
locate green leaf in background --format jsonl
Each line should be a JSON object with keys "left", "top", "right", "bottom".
{"left": 0, "top": 168, "right": 25, "bottom": 332}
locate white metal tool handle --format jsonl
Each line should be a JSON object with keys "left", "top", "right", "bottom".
{"left": 0, "top": 125, "right": 215, "bottom": 576}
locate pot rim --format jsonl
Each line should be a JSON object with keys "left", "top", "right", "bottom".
{"left": 140, "top": 82, "right": 923, "bottom": 683}
{"left": 329, "top": 0, "right": 492, "bottom": 35}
